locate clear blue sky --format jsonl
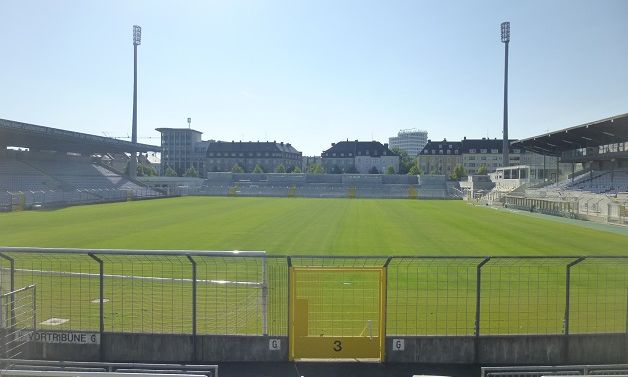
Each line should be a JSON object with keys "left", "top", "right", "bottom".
{"left": 1, "top": 0, "right": 626, "bottom": 155}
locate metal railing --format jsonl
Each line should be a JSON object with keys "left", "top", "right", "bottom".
{"left": 0, "top": 359, "right": 218, "bottom": 377}
{"left": 482, "top": 364, "right": 628, "bottom": 377}
{"left": 0, "top": 248, "right": 627, "bottom": 338}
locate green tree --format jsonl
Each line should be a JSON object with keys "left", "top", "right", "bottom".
{"left": 253, "top": 164, "right": 264, "bottom": 173}
{"left": 307, "top": 163, "right": 325, "bottom": 174}
{"left": 477, "top": 164, "right": 488, "bottom": 175}
{"left": 345, "top": 166, "right": 359, "bottom": 174}
{"left": 164, "top": 166, "right": 178, "bottom": 177}
{"left": 135, "top": 164, "right": 157, "bottom": 177}
{"left": 291, "top": 166, "right": 302, "bottom": 173}
{"left": 385, "top": 166, "right": 395, "bottom": 175}
{"left": 450, "top": 164, "right": 466, "bottom": 180}
{"left": 184, "top": 166, "right": 199, "bottom": 177}
{"left": 391, "top": 147, "right": 415, "bottom": 174}
{"left": 274, "top": 164, "right": 286, "bottom": 173}
{"left": 407, "top": 164, "right": 421, "bottom": 175}
{"left": 143, "top": 164, "right": 157, "bottom": 176}
{"left": 231, "top": 164, "right": 244, "bottom": 173}
{"left": 369, "top": 166, "right": 379, "bottom": 174}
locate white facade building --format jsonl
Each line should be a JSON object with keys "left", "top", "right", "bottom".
{"left": 389, "top": 129, "right": 428, "bottom": 156}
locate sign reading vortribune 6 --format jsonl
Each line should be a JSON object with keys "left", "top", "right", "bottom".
{"left": 19, "top": 331, "right": 100, "bottom": 344}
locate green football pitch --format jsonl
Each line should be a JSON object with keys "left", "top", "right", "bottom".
{"left": 0, "top": 196, "right": 626, "bottom": 254}
{"left": 0, "top": 196, "right": 627, "bottom": 337}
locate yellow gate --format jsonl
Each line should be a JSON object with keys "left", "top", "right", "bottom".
{"left": 289, "top": 267, "right": 386, "bottom": 361}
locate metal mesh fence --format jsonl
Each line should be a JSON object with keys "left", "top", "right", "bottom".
{"left": 1, "top": 285, "right": 36, "bottom": 359}
{"left": 10, "top": 253, "right": 99, "bottom": 332}
{"left": 195, "top": 256, "right": 265, "bottom": 335}
{"left": 480, "top": 258, "right": 569, "bottom": 335}
{"left": 387, "top": 257, "right": 480, "bottom": 336}
{"left": 570, "top": 258, "right": 628, "bottom": 334}
{"left": 101, "top": 254, "right": 192, "bottom": 334}
{"left": 0, "top": 249, "right": 627, "bottom": 338}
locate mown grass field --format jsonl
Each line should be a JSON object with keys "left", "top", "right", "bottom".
{"left": 0, "top": 196, "right": 627, "bottom": 337}
{"left": 1, "top": 196, "right": 627, "bottom": 254}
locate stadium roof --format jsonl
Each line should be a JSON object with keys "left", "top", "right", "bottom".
{"left": 0, "top": 118, "right": 160, "bottom": 154}
{"left": 512, "top": 113, "right": 628, "bottom": 157}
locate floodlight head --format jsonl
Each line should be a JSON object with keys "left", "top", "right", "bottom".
{"left": 501, "top": 22, "right": 510, "bottom": 43}
{"left": 133, "top": 25, "right": 142, "bottom": 45}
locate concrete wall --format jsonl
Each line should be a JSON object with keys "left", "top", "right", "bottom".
{"left": 386, "top": 336, "right": 475, "bottom": 364}
{"left": 267, "top": 174, "right": 306, "bottom": 183}
{"left": 420, "top": 174, "right": 447, "bottom": 186}
{"left": 23, "top": 339, "right": 100, "bottom": 361}
{"left": 232, "top": 173, "right": 268, "bottom": 182}
{"left": 305, "top": 174, "right": 342, "bottom": 184}
{"left": 385, "top": 334, "right": 628, "bottom": 364}
{"left": 16, "top": 332, "right": 628, "bottom": 365}
{"left": 342, "top": 174, "right": 383, "bottom": 185}
{"left": 21, "top": 333, "right": 287, "bottom": 363}
{"left": 205, "top": 172, "right": 234, "bottom": 182}
{"left": 382, "top": 175, "right": 419, "bottom": 184}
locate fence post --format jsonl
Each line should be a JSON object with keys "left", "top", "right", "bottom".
{"left": 564, "top": 257, "right": 585, "bottom": 335}
{"left": 382, "top": 257, "right": 392, "bottom": 362}
{"left": 186, "top": 255, "right": 197, "bottom": 361}
{"left": 474, "top": 257, "right": 490, "bottom": 364}
{"left": 0, "top": 253, "right": 16, "bottom": 329}
{"left": 261, "top": 255, "right": 268, "bottom": 336}
{"left": 32, "top": 285, "right": 37, "bottom": 330}
{"left": 562, "top": 256, "right": 585, "bottom": 364}
{"left": 286, "top": 256, "right": 292, "bottom": 359}
{"left": 88, "top": 253, "right": 104, "bottom": 361}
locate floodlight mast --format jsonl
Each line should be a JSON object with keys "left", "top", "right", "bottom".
{"left": 130, "top": 25, "right": 141, "bottom": 178}
{"left": 501, "top": 22, "right": 510, "bottom": 168}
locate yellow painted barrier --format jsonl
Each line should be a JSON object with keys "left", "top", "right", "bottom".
{"left": 290, "top": 267, "right": 386, "bottom": 361}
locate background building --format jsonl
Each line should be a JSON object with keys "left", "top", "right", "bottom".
{"left": 321, "top": 141, "right": 399, "bottom": 174}
{"left": 206, "top": 141, "right": 302, "bottom": 173}
{"left": 418, "top": 137, "right": 562, "bottom": 177}
{"left": 461, "top": 138, "right": 506, "bottom": 175}
{"left": 156, "top": 128, "right": 206, "bottom": 176}
{"left": 389, "top": 129, "right": 428, "bottom": 156}
{"left": 417, "top": 140, "right": 462, "bottom": 175}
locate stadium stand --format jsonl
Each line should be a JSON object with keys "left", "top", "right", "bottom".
{"left": 24, "top": 157, "right": 151, "bottom": 192}
{"left": 499, "top": 113, "right": 628, "bottom": 224}
{"left": 0, "top": 119, "right": 163, "bottom": 210}
{"left": 0, "top": 153, "right": 162, "bottom": 210}
{"left": 0, "top": 159, "right": 62, "bottom": 192}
